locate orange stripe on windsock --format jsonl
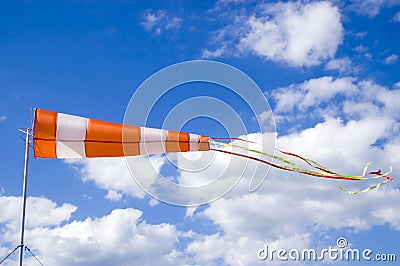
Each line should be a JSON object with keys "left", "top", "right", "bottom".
{"left": 199, "top": 136, "right": 211, "bottom": 151}
{"left": 33, "top": 108, "right": 211, "bottom": 158}
{"left": 121, "top": 124, "right": 141, "bottom": 157}
{"left": 166, "top": 131, "right": 190, "bottom": 153}
{"left": 33, "top": 109, "right": 57, "bottom": 158}
{"left": 85, "top": 119, "right": 141, "bottom": 157}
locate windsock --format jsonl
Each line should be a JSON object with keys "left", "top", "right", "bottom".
{"left": 33, "top": 108, "right": 210, "bottom": 158}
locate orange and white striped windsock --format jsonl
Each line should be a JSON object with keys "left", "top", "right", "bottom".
{"left": 33, "top": 108, "right": 210, "bottom": 158}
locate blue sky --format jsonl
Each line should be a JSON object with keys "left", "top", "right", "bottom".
{"left": 1, "top": 0, "right": 400, "bottom": 265}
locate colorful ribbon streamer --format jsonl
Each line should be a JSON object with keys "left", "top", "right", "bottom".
{"left": 210, "top": 139, "right": 394, "bottom": 194}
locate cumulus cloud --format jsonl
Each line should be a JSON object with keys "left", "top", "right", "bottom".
{"left": 105, "top": 190, "right": 123, "bottom": 201}
{"left": 352, "top": 44, "right": 372, "bottom": 59}
{"left": 0, "top": 115, "right": 6, "bottom": 122}
{"left": 187, "top": 117, "right": 400, "bottom": 264}
{"left": 201, "top": 47, "right": 225, "bottom": 59}
{"left": 354, "top": 31, "right": 368, "bottom": 39}
{"left": 347, "top": 0, "right": 400, "bottom": 18}
{"left": 353, "top": 44, "right": 368, "bottom": 54}
{"left": 272, "top": 76, "right": 400, "bottom": 125}
{"left": 0, "top": 195, "right": 77, "bottom": 261}
{"left": 190, "top": 180, "right": 400, "bottom": 264}
{"left": 383, "top": 54, "right": 398, "bottom": 64}
{"left": 238, "top": 2, "right": 343, "bottom": 67}
{"left": 184, "top": 75, "right": 400, "bottom": 265}
{"left": 205, "top": 1, "right": 343, "bottom": 67}
{"left": 0, "top": 196, "right": 184, "bottom": 266}
{"left": 325, "top": 57, "right": 359, "bottom": 74}
{"left": 272, "top": 76, "right": 358, "bottom": 114}
{"left": 355, "top": 80, "right": 400, "bottom": 119}
{"left": 1, "top": 205, "right": 183, "bottom": 266}
{"left": 142, "top": 9, "right": 182, "bottom": 35}
{"left": 393, "top": 11, "right": 400, "bottom": 22}
{"left": 66, "top": 156, "right": 166, "bottom": 201}
{"left": 0, "top": 196, "right": 76, "bottom": 232}
{"left": 165, "top": 16, "right": 182, "bottom": 30}
{"left": 142, "top": 10, "right": 165, "bottom": 33}
{"left": 29, "top": 208, "right": 181, "bottom": 266}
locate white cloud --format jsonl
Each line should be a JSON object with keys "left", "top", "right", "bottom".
{"left": 165, "top": 16, "right": 182, "bottom": 30}
{"left": 142, "top": 10, "right": 165, "bottom": 33}
{"left": 105, "top": 190, "right": 123, "bottom": 201}
{"left": 66, "top": 156, "right": 165, "bottom": 201}
{"left": 0, "top": 196, "right": 76, "bottom": 232}
{"left": 187, "top": 231, "right": 311, "bottom": 265}
{"left": 383, "top": 54, "right": 398, "bottom": 64}
{"left": 0, "top": 115, "right": 6, "bottom": 122}
{"left": 142, "top": 9, "right": 182, "bottom": 35}
{"left": 31, "top": 208, "right": 181, "bottom": 266}
{"left": 325, "top": 57, "right": 358, "bottom": 74}
{"left": 348, "top": 0, "right": 400, "bottom": 18}
{"left": 357, "top": 80, "right": 400, "bottom": 119}
{"left": 0, "top": 195, "right": 77, "bottom": 261}
{"left": 354, "top": 31, "right": 368, "bottom": 39}
{"left": 277, "top": 117, "right": 395, "bottom": 170}
{"left": 272, "top": 76, "right": 400, "bottom": 124}
{"left": 184, "top": 75, "right": 400, "bottom": 264}
{"left": 185, "top": 233, "right": 226, "bottom": 264}
{"left": 185, "top": 206, "right": 197, "bottom": 218}
{"left": 272, "top": 76, "right": 357, "bottom": 114}
{"left": 187, "top": 115, "right": 400, "bottom": 264}
{"left": 193, "top": 179, "right": 400, "bottom": 264}
{"left": 364, "top": 52, "right": 373, "bottom": 59}
{"left": 353, "top": 44, "right": 368, "bottom": 53}
{"left": 257, "top": 110, "right": 276, "bottom": 131}
{"left": 0, "top": 195, "right": 184, "bottom": 265}
{"left": 393, "top": 11, "right": 400, "bottom": 22}
{"left": 237, "top": 1, "right": 343, "bottom": 67}
{"left": 201, "top": 47, "right": 225, "bottom": 59}
{"left": 1, "top": 207, "right": 182, "bottom": 266}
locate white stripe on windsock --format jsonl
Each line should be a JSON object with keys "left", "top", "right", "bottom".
{"left": 139, "top": 127, "right": 167, "bottom": 155}
{"left": 56, "top": 113, "right": 88, "bottom": 158}
{"left": 189, "top": 134, "right": 200, "bottom": 151}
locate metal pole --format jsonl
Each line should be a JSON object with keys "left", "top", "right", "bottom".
{"left": 18, "top": 128, "right": 31, "bottom": 266}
